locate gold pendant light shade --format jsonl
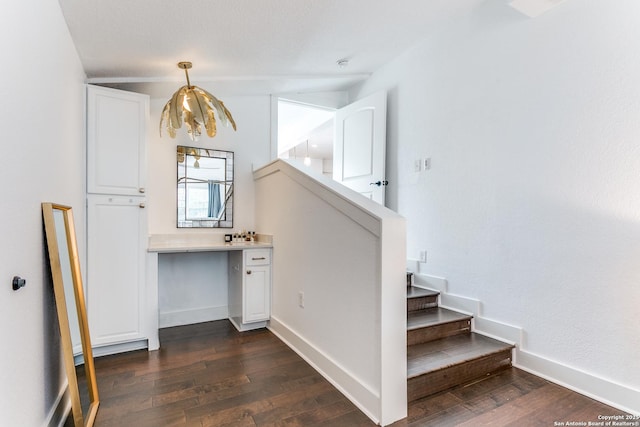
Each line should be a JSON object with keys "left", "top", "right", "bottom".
{"left": 160, "top": 62, "right": 236, "bottom": 141}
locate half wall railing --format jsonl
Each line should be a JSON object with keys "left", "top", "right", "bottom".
{"left": 253, "top": 159, "right": 406, "bottom": 425}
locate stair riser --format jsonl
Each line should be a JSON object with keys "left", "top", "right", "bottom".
{"left": 408, "top": 349, "right": 513, "bottom": 402}
{"left": 408, "top": 297, "right": 438, "bottom": 312}
{"left": 407, "top": 319, "right": 471, "bottom": 346}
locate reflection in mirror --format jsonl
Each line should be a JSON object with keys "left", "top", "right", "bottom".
{"left": 42, "top": 203, "right": 99, "bottom": 427}
{"left": 53, "top": 209, "right": 81, "bottom": 352}
{"left": 177, "top": 146, "right": 234, "bottom": 228}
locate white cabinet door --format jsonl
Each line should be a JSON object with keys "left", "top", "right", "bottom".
{"left": 87, "top": 195, "right": 147, "bottom": 346}
{"left": 243, "top": 264, "right": 270, "bottom": 323}
{"left": 87, "top": 85, "right": 149, "bottom": 196}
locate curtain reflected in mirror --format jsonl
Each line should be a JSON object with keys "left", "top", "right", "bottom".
{"left": 177, "top": 146, "right": 234, "bottom": 228}
{"left": 43, "top": 203, "right": 99, "bottom": 427}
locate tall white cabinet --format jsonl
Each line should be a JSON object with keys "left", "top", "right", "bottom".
{"left": 86, "top": 85, "right": 150, "bottom": 355}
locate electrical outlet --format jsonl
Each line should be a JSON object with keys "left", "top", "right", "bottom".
{"left": 414, "top": 159, "right": 422, "bottom": 172}
{"left": 424, "top": 158, "right": 431, "bottom": 170}
{"left": 298, "top": 291, "right": 305, "bottom": 308}
{"left": 419, "top": 250, "right": 427, "bottom": 263}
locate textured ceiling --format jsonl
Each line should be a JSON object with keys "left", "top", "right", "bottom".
{"left": 57, "top": 0, "right": 486, "bottom": 96}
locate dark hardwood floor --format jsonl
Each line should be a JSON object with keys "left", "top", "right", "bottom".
{"left": 69, "top": 320, "right": 627, "bottom": 426}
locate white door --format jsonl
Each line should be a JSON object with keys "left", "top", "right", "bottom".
{"left": 333, "top": 91, "right": 387, "bottom": 204}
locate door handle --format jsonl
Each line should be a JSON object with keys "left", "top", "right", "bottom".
{"left": 139, "top": 203, "right": 145, "bottom": 208}
{"left": 369, "top": 180, "right": 388, "bottom": 187}
{"left": 246, "top": 270, "right": 252, "bottom": 275}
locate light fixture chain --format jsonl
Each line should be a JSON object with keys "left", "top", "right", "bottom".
{"left": 184, "top": 68, "right": 191, "bottom": 88}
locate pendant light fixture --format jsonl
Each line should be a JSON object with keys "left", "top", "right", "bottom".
{"left": 160, "top": 61, "right": 236, "bottom": 141}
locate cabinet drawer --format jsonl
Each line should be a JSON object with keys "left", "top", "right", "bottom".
{"left": 245, "top": 249, "right": 271, "bottom": 266}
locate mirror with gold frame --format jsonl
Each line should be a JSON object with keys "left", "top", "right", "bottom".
{"left": 42, "top": 203, "right": 99, "bottom": 427}
{"left": 177, "top": 145, "right": 234, "bottom": 228}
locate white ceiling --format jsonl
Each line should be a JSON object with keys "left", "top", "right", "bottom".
{"left": 57, "top": 0, "right": 486, "bottom": 97}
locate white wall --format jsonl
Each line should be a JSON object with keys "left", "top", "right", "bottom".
{"left": 147, "top": 95, "right": 272, "bottom": 325}
{"left": 0, "top": 0, "right": 86, "bottom": 425}
{"left": 158, "top": 252, "right": 229, "bottom": 327}
{"left": 349, "top": 0, "right": 640, "bottom": 412}
{"left": 148, "top": 95, "right": 271, "bottom": 235}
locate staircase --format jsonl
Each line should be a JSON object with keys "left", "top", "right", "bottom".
{"left": 406, "top": 285, "right": 515, "bottom": 401}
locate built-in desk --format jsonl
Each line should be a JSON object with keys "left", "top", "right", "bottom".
{"left": 148, "top": 235, "right": 273, "bottom": 253}
{"left": 146, "top": 234, "right": 273, "bottom": 350}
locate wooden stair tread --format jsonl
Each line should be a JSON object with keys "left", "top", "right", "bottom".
{"left": 407, "top": 286, "right": 439, "bottom": 299}
{"left": 407, "top": 333, "right": 514, "bottom": 379}
{"left": 405, "top": 284, "right": 515, "bottom": 401}
{"left": 407, "top": 307, "right": 472, "bottom": 331}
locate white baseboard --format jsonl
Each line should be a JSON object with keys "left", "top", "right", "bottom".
{"left": 412, "top": 269, "right": 448, "bottom": 292}
{"left": 515, "top": 349, "right": 639, "bottom": 415}
{"left": 228, "top": 316, "right": 267, "bottom": 332}
{"left": 416, "top": 272, "right": 640, "bottom": 416}
{"left": 92, "top": 339, "right": 149, "bottom": 358}
{"left": 268, "top": 316, "right": 380, "bottom": 425}
{"left": 439, "top": 292, "right": 478, "bottom": 317}
{"left": 435, "top": 289, "right": 523, "bottom": 346}
{"left": 44, "top": 382, "right": 70, "bottom": 427}
{"left": 473, "top": 316, "right": 522, "bottom": 346}
{"left": 406, "top": 259, "right": 419, "bottom": 274}
{"left": 159, "top": 305, "right": 228, "bottom": 328}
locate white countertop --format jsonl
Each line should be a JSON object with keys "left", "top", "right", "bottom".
{"left": 148, "top": 234, "right": 273, "bottom": 253}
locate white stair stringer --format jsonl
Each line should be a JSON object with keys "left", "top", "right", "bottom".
{"left": 412, "top": 272, "right": 522, "bottom": 347}
{"left": 408, "top": 266, "right": 640, "bottom": 415}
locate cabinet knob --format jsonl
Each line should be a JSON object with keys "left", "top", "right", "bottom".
{"left": 139, "top": 203, "right": 145, "bottom": 208}
{"left": 246, "top": 270, "right": 252, "bottom": 275}
{"left": 139, "top": 188, "right": 145, "bottom": 193}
